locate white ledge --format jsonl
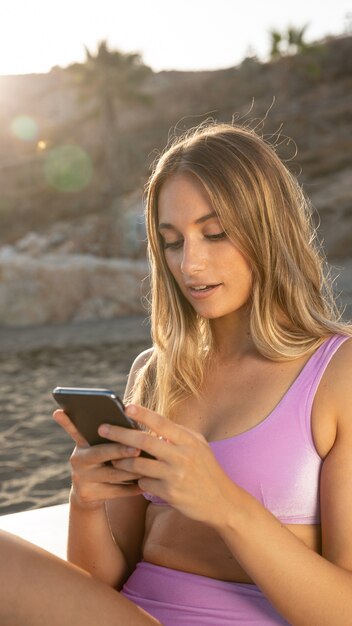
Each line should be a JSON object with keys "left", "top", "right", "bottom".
{"left": 0, "top": 503, "right": 69, "bottom": 559}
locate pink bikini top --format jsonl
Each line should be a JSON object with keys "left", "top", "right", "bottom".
{"left": 143, "top": 334, "right": 349, "bottom": 524}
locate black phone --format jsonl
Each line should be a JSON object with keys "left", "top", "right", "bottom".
{"left": 52, "top": 387, "right": 154, "bottom": 458}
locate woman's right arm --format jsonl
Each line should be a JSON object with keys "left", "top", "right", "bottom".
{"left": 53, "top": 348, "right": 153, "bottom": 589}
{"left": 67, "top": 440, "right": 148, "bottom": 589}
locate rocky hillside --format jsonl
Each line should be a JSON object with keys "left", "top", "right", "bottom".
{"left": 0, "top": 34, "right": 351, "bottom": 325}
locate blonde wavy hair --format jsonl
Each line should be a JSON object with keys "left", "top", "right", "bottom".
{"left": 127, "top": 121, "right": 351, "bottom": 416}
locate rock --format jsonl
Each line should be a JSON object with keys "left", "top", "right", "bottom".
{"left": 0, "top": 253, "right": 149, "bottom": 326}
{"left": 330, "top": 257, "right": 352, "bottom": 321}
{"left": 16, "top": 231, "right": 50, "bottom": 256}
{"left": 0, "top": 246, "right": 16, "bottom": 259}
{"left": 309, "top": 167, "right": 352, "bottom": 258}
{"left": 9, "top": 207, "right": 147, "bottom": 260}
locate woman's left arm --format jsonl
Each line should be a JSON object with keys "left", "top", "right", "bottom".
{"left": 213, "top": 341, "right": 352, "bottom": 626}
{"left": 213, "top": 440, "right": 352, "bottom": 626}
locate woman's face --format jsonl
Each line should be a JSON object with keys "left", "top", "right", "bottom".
{"left": 157, "top": 172, "right": 252, "bottom": 321}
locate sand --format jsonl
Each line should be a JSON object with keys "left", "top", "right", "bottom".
{"left": 0, "top": 316, "right": 151, "bottom": 515}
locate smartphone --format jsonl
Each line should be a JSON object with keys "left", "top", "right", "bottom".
{"left": 52, "top": 386, "right": 154, "bottom": 459}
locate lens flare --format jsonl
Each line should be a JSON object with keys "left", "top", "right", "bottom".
{"left": 11, "top": 116, "right": 38, "bottom": 141}
{"left": 44, "top": 145, "right": 93, "bottom": 192}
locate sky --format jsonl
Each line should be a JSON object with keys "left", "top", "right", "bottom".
{"left": 0, "top": 0, "right": 351, "bottom": 75}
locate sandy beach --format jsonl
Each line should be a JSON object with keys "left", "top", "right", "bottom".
{"left": 0, "top": 316, "right": 151, "bottom": 515}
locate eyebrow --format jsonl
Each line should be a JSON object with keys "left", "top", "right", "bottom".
{"left": 158, "top": 211, "right": 218, "bottom": 230}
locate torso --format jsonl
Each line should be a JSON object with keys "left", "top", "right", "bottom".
{"left": 141, "top": 344, "right": 338, "bottom": 582}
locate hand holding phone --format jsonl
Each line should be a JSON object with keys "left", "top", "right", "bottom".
{"left": 52, "top": 387, "right": 154, "bottom": 459}
{"left": 52, "top": 386, "right": 149, "bottom": 493}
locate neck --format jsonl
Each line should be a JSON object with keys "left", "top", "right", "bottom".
{"left": 210, "top": 310, "right": 255, "bottom": 362}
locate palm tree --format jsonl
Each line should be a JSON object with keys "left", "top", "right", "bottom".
{"left": 269, "top": 30, "right": 283, "bottom": 59}
{"left": 68, "top": 40, "right": 152, "bottom": 196}
{"left": 269, "top": 24, "right": 309, "bottom": 59}
{"left": 287, "top": 25, "right": 309, "bottom": 55}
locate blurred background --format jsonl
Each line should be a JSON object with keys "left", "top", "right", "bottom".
{"left": 0, "top": 0, "right": 351, "bottom": 514}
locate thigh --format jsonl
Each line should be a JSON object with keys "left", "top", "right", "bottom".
{"left": 0, "top": 531, "right": 161, "bottom": 626}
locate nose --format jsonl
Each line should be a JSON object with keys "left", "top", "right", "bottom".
{"left": 180, "top": 239, "right": 206, "bottom": 276}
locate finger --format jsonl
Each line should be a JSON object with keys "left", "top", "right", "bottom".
{"left": 53, "top": 409, "right": 89, "bottom": 447}
{"left": 125, "top": 404, "right": 192, "bottom": 445}
{"left": 90, "top": 482, "right": 143, "bottom": 499}
{"left": 98, "top": 423, "right": 173, "bottom": 460}
{"left": 74, "top": 442, "right": 142, "bottom": 467}
{"left": 115, "top": 455, "right": 163, "bottom": 480}
{"left": 99, "top": 464, "right": 144, "bottom": 484}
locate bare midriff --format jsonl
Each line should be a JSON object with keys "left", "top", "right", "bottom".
{"left": 142, "top": 504, "right": 322, "bottom": 583}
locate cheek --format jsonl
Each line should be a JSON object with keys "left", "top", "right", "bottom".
{"left": 224, "top": 252, "right": 252, "bottom": 286}
{"left": 164, "top": 252, "right": 180, "bottom": 278}
{"left": 162, "top": 256, "right": 182, "bottom": 294}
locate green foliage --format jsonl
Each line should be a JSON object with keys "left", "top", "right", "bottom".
{"left": 270, "top": 30, "right": 282, "bottom": 59}
{"left": 269, "top": 24, "right": 309, "bottom": 59}
{"left": 44, "top": 145, "right": 93, "bottom": 193}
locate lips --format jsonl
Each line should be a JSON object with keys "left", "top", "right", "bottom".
{"left": 186, "top": 283, "right": 222, "bottom": 298}
{"left": 191, "top": 284, "right": 219, "bottom": 292}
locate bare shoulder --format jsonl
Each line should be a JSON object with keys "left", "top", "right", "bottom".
{"left": 312, "top": 336, "right": 352, "bottom": 457}
{"left": 315, "top": 336, "right": 352, "bottom": 430}
{"left": 323, "top": 337, "right": 352, "bottom": 413}
{"left": 124, "top": 347, "right": 154, "bottom": 398}
{"left": 325, "top": 336, "right": 352, "bottom": 427}
{"left": 130, "top": 347, "right": 154, "bottom": 373}
{"left": 327, "top": 334, "right": 352, "bottom": 367}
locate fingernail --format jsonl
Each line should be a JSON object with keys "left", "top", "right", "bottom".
{"left": 98, "top": 424, "right": 109, "bottom": 436}
{"left": 127, "top": 447, "right": 140, "bottom": 455}
{"left": 125, "top": 404, "right": 137, "bottom": 416}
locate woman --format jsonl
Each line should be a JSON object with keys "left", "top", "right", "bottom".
{"left": 1, "top": 122, "right": 352, "bottom": 625}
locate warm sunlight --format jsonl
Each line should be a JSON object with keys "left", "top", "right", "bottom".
{"left": 0, "top": 0, "right": 350, "bottom": 76}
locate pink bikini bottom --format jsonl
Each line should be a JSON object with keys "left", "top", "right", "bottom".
{"left": 121, "top": 561, "right": 290, "bottom": 625}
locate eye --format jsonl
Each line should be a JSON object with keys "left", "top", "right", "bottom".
{"left": 205, "top": 231, "right": 227, "bottom": 241}
{"left": 162, "top": 239, "right": 183, "bottom": 250}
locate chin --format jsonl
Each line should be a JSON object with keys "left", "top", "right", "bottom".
{"left": 192, "top": 307, "right": 225, "bottom": 320}
{"left": 196, "top": 304, "right": 250, "bottom": 321}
